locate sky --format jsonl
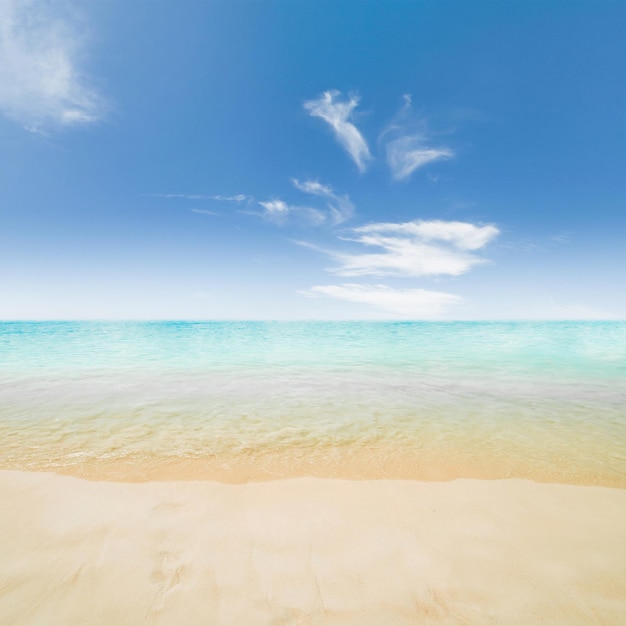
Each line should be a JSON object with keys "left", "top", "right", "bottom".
{"left": 1, "top": 0, "right": 624, "bottom": 320}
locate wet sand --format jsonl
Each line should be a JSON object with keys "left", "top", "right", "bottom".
{"left": 1, "top": 470, "right": 625, "bottom": 625}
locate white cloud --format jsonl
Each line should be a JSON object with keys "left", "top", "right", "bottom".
{"left": 355, "top": 220, "right": 499, "bottom": 251}
{"left": 386, "top": 137, "right": 453, "bottom": 180}
{"left": 304, "top": 90, "right": 372, "bottom": 172}
{"left": 211, "top": 194, "right": 250, "bottom": 203}
{"left": 382, "top": 95, "right": 454, "bottom": 181}
{"left": 305, "top": 219, "right": 499, "bottom": 277}
{"left": 302, "top": 283, "right": 462, "bottom": 317}
{"left": 160, "top": 193, "right": 213, "bottom": 200}
{"left": 0, "top": 0, "right": 104, "bottom": 130}
{"left": 158, "top": 193, "right": 252, "bottom": 202}
{"left": 291, "top": 179, "right": 334, "bottom": 197}
{"left": 258, "top": 199, "right": 290, "bottom": 214}
{"left": 255, "top": 198, "right": 325, "bottom": 226}
{"left": 333, "top": 240, "right": 478, "bottom": 277}
{"left": 191, "top": 209, "right": 217, "bottom": 216}
{"left": 252, "top": 180, "right": 354, "bottom": 227}
{"left": 292, "top": 178, "right": 354, "bottom": 224}
{"left": 258, "top": 199, "right": 291, "bottom": 223}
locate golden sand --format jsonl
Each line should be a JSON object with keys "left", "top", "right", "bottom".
{"left": 8, "top": 440, "right": 625, "bottom": 487}
{"left": 1, "top": 470, "right": 625, "bottom": 625}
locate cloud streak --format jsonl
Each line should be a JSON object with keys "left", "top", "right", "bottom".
{"left": 0, "top": 0, "right": 105, "bottom": 131}
{"left": 158, "top": 193, "right": 251, "bottom": 202}
{"left": 386, "top": 138, "right": 453, "bottom": 180}
{"left": 302, "top": 219, "right": 499, "bottom": 278}
{"left": 191, "top": 209, "right": 217, "bottom": 216}
{"left": 382, "top": 95, "right": 454, "bottom": 181}
{"left": 252, "top": 180, "right": 354, "bottom": 227}
{"left": 302, "top": 283, "right": 462, "bottom": 317}
{"left": 257, "top": 199, "right": 325, "bottom": 226}
{"left": 211, "top": 194, "right": 250, "bottom": 203}
{"left": 292, "top": 178, "right": 354, "bottom": 224}
{"left": 158, "top": 193, "right": 214, "bottom": 200}
{"left": 258, "top": 199, "right": 290, "bottom": 220}
{"left": 304, "top": 90, "right": 372, "bottom": 172}
{"left": 354, "top": 220, "right": 499, "bottom": 251}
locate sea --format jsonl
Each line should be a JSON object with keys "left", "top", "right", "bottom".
{"left": 1, "top": 321, "right": 625, "bottom": 486}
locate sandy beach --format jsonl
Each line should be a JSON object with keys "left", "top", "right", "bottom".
{"left": 1, "top": 470, "right": 625, "bottom": 625}
{"left": 3, "top": 0, "right": 625, "bottom": 618}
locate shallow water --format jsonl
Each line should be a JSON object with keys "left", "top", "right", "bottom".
{"left": 1, "top": 321, "right": 625, "bottom": 485}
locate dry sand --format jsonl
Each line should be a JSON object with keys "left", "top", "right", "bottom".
{"left": 1, "top": 470, "right": 625, "bottom": 625}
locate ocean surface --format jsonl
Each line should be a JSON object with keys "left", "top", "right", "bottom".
{"left": 1, "top": 321, "right": 625, "bottom": 486}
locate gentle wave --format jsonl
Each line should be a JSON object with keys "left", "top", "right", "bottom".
{"left": 1, "top": 321, "right": 625, "bottom": 484}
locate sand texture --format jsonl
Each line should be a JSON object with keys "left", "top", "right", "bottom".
{"left": 1, "top": 471, "right": 625, "bottom": 625}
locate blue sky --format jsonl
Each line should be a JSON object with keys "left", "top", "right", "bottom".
{"left": 1, "top": 0, "right": 624, "bottom": 319}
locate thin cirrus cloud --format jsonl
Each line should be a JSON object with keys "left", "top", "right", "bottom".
{"left": 191, "top": 209, "right": 217, "bottom": 216}
{"left": 258, "top": 199, "right": 291, "bottom": 222}
{"left": 0, "top": 0, "right": 105, "bottom": 131}
{"left": 159, "top": 193, "right": 214, "bottom": 200}
{"left": 382, "top": 95, "right": 454, "bottom": 181}
{"left": 292, "top": 178, "right": 354, "bottom": 224}
{"left": 386, "top": 138, "right": 453, "bottom": 181}
{"left": 211, "top": 194, "right": 251, "bottom": 203}
{"left": 158, "top": 193, "right": 251, "bottom": 202}
{"left": 253, "top": 179, "right": 353, "bottom": 227}
{"left": 302, "top": 283, "right": 462, "bottom": 318}
{"left": 300, "top": 219, "right": 499, "bottom": 278}
{"left": 257, "top": 199, "right": 326, "bottom": 226}
{"left": 304, "top": 90, "right": 372, "bottom": 172}
{"left": 355, "top": 220, "right": 499, "bottom": 251}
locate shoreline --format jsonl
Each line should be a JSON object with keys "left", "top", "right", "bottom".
{"left": 1, "top": 470, "right": 625, "bottom": 625}
{"left": 4, "top": 443, "right": 624, "bottom": 487}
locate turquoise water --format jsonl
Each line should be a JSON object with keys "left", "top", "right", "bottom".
{"left": 1, "top": 321, "right": 625, "bottom": 485}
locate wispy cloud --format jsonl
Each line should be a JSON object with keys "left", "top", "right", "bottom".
{"left": 0, "top": 0, "right": 105, "bottom": 131}
{"left": 382, "top": 95, "right": 453, "bottom": 181}
{"left": 257, "top": 198, "right": 325, "bottom": 226}
{"left": 258, "top": 199, "right": 291, "bottom": 223}
{"left": 291, "top": 179, "right": 334, "bottom": 197}
{"left": 386, "top": 139, "right": 453, "bottom": 181}
{"left": 304, "top": 90, "right": 372, "bottom": 172}
{"left": 302, "top": 283, "right": 462, "bottom": 317}
{"left": 158, "top": 193, "right": 213, "bottom": 200}
{"left": 251, "top": 179, "right": 354, "bottom": 227}
{"left": 191, "top": 208, "right": 217, "bottom": 216}
{"left": 354, "top": 220, "right": 499, "bottom": 251}
{"left": 292, "top": 178, "right": 354, "bottom": 224}
{"left": 302, "top": 219, "right": 499, "bottom": 277}
{"left": 157, "top": 193, "right": 251, "bottom": 202}
{"left": 211, "top": 194, "right": 251, "bottom": 203}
